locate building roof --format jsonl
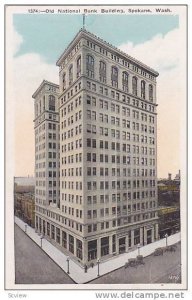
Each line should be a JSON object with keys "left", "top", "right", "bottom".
{"left": 14, "top": 176, "right": 35, "bottom": 186}
{"left": 56, "top": 28, "right": 159, "bottom": 77}
{"left": 32, "top": 80, "right": 59, "bottom": 99}
{"left": 158, "top": 183, "right": 166, "bottom": 187}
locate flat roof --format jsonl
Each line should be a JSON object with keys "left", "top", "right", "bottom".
{"left": 32, "top": 80, "right": 59, "bottom": 99}
{"left": 56, "top": 28, "right": 159, "bottom": 77}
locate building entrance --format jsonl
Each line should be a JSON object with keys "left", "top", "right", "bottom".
{"left": 147, "top": 229, "right": 152, "bottom": 244}
{"left": 119, "top": 237, "right": 126, "bottom": 254}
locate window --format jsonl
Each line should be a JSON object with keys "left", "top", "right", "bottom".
{"left": 132, "top": 76, "right": 138, "bottom": 96}
{"left": 62, "top": 73, "right": 66, "bottom": 91}
{"left": 99, "top": 61, "right": 106, "bottom": 83}
{"left": 141, "top": 80, "right": 146, "bottom": 99}
{"left": 149, "top": 84, "right": 153, "bottom": 101}
{"left": 122, "top": 72, "right": 129, "bottom": 92}
{"left": 56, "top": 228, "right": 60, "bottom": 244}
{"left": 69, "top": 64, "right": 73, "bottom": 85}
{"left": 77, "top": 56, "right": 81, "bottom": 78}
{"left": 86, "top": 55, "right": 94, "bottom": 78}
{"left": 101, "top": 237, "right": 109, "bottom": 257}
{"left": 48, "top": 95, "right": 55, "bottom": 111}
{"left": 88, "top": 240, "right": 97, "bottom": 261}
{"left": 51, "top": 225, "right": 55, "bottom": 240}
{"left": 69, "top": 235, "right": 74, "bottom": 254}
{"left": 76, "top": 239, "right": 83, "bottom": 260}
{"left": 111, "top": 66, "right": 118, "bottom": 88}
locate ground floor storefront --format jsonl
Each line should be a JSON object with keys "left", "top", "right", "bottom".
{"left": 35, "top": 214, "right": 158, "bottom": 266}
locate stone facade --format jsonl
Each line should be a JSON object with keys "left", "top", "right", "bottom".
{"left": 33, "top": 29, "right": 159, "bottom": 266}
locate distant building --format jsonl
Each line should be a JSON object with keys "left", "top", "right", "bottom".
{"left": 157, "top": 172, "right": 180, "bottom": 238}
{"left": 14, "top": 192, "right": 35, "bottom": 227}
{"left": 158, "top": 206, "right": 180, "bottom": 238}
{"left": 14, "top": 176, "right": 35, "bottom": 186}
{"left": 14, "top": 177, "right": 35, "bottom": 227}
{"left": 174, "top": 170, "right": 181, "bottom": 183}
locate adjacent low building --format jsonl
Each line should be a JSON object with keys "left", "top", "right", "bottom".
{"left": 157, "top": 172, "right": 180, "bottom": 238}
{"left": 14, "top": 178, "right": 35, "bottom": 227}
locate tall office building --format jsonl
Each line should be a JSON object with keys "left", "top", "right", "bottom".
{"left": 33, "top": 81, "right": 60, "bottom": 227}
{"left": 33, "top": 29, "right": 159, "bottom": 265}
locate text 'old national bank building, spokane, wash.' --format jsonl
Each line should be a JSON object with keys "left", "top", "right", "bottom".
{"left": 32, "top": 28, "right": 159, "bottom": 266}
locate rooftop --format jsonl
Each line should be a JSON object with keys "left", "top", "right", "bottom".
{"left": 32, "top": 80, "right": 59, "bottom": 99}
{"left": 56, "top": 28, "right": 159, "bottom": 77}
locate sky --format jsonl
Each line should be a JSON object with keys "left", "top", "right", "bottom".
{"left": 8, "top": 11, "right": 186, "bottom": 179}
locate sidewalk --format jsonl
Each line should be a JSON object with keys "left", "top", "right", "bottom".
{"left": 15, "top": 216, "right": 181, "bottom": 284}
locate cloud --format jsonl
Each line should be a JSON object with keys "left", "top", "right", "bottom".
{"left": 10, "top": 28, "right": 58, "bottom": 176}
{"left": 119, "top": 28, "right": 182, "bottom": 73}
{"left": 119, "top": 28, "right": 185, "bottom": 178}
{"left": 13, "top": 29, "right": 23, "bottom": 56}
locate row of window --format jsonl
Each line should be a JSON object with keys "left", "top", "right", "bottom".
{"left": 61, "top": 168, "right": 155, "bottom": 179}
{"left": 86, "top": 126, "right": 156, "bottom": 141}
{"left": 35, "top": 170, "right": 58, "bottom": 178}
{"left": 62, "top": 206, "right": 83, "bottom": 218}
{"left": 36, "top": 216, "right": 83, "bottom": 259}
{"left": 87, "top": 156, "right": 155, "bottom": 166}
{"left": 86, "top": 55, "right": 154, "bottom": 101}
{"left": 35, "top": 95, "right": 56, "bottom": 118}
{"left": 61, "top": 96, "right": 82, "bottom": 117}
{"left": 86, "top": 80, "right": 155, "bottom": 110}
{"left": 61, "top": 96, "right": 155, "bottom": 125}
{"left": 85, "top": 109, "right": 155, "bottom": 122}
{"left": 87, "top": 201, "right": 156, "bottom": 219}
{"left": 35, "top": 123, "right": 45, "bottom": 135}
{"left": 86, "top": 39, "right": 155, "bottom": 81}
{"left": 61, "top": 153, "right": 82, "bottom": 164}
{"left": 62, "top": 164, "right": 156, "bottom": 183}
{"left": 86, "top": 181, "right": 156, "bottom": 193}
{"left": 61, "top": 152, "right": 156, "bottom": 166}
{"left": 61, "top": 53, "right": 154, "bottom": 102}
{"left": 87, "top": 212, "right": 156, "bottom": 235}
{"left": 61, "top": 193, "right": 82, "bottom": 204}
{"left": 87, "top": 139, "right": 155, "bottom": 154}
{"left": 60, "top": 180, "right": 156, "bottom": 194}
{"left": 86, "top": 194, "right": 156, "bottom": 204}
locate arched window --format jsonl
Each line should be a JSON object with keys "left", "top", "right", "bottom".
{"left": 111, "top": 66, "right": 118, "bottom": 88}
{"left": 86, "top": 55, "right": 94, "bottom": 78}
{"left": 132, "top": 76, "right": 138, "bottom": 96}
{"left": 49, "top": 95, "right": 55, "bottom": 111}
{"left": 43, "top": 96, "right": 45, "bottom": 110}
{"left": 99, "top": 61, "right": 106, "bottom": 83}
{"left": 62, "top": 72, "right": 66, "bottom": 91}
{"left": 77, "top": 56, "right": 81, "bottom": 78}
{"left": 69, "top": 64, "right": 73, "bottom": 86}
{"left": 122, "top": 71, "right": 129, "bottom": 92}
{"left": 141, "top": 80, "right": 146, "bottom": 99}
{"left": 35, "top": 103, "right": 38, "bottom": 117}
{"left": 149, "top": 84, "right": 153, "bottom": 101}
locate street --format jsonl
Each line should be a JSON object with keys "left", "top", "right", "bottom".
{"left": 15, "top": 223, "right": 181, "bottom": 285}
{"left": 90, "top": 243, "right": 181, "bottom": 284}
{"left": 14, "top": 224, "right": 74, "bottom": 284}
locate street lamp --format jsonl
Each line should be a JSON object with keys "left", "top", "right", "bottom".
{"left": 66, "top": 257, "right": 70, "bottom": 274}
{"left": 137, "top": 243, "right": 141, "bottom": 256}
{"left": 24, "top": 224, "right": 27, "bottom": 233}
{"left": 40, "top": 235, "right": 44, "bottom": 248}
{"left": 97, "top": 258, "right": 100, "bottom": 277}
{"left": 165, "top": 233, "right": 168, "bottom": 247}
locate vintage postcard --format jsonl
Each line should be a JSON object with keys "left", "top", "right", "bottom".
{"left": 4, "top": 2, "right": 188, "bottom": 297}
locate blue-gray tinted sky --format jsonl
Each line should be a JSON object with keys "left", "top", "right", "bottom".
{"left": 13, "top": 14, "right": 179, "bottom": 63}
